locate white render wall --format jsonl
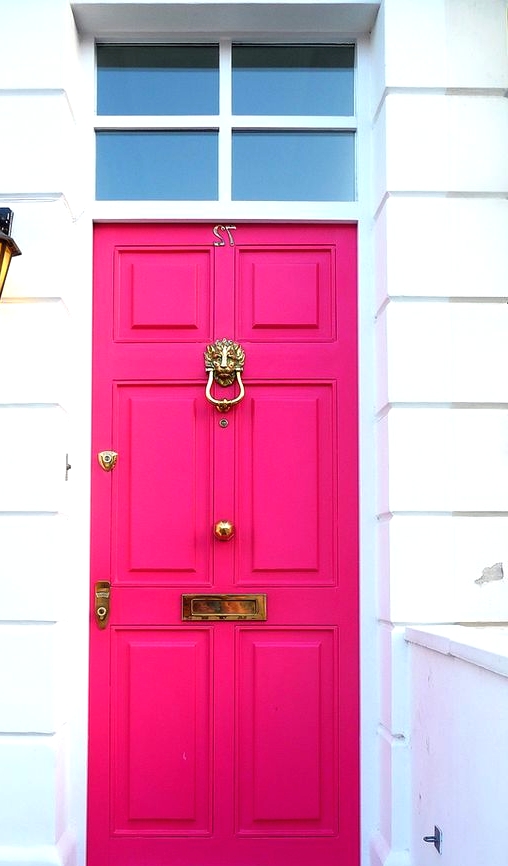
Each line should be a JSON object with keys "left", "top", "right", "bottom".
{"left": 407, "top": 627, "right": 508, "bottom": 866}
{"left": 0, "top": 2, "right": 92, "bottom": 865}
{"left": 372, "top": 2, "right": 508, "bottom": 865}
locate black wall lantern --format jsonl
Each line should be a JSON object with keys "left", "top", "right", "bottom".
{"left": 0, "top": 208, "right": 22, "bottom": 298}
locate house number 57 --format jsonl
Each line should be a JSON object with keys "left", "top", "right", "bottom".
{"left": 213, "top": 224, "right": 237, "bottom": 247}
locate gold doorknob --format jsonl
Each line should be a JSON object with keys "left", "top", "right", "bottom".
{"left": 214, "top": 520, "right": 235, "bottom": 541}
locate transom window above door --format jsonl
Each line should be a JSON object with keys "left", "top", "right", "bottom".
{"left": 95, "top": 43, "right": 356, "bottom": 202}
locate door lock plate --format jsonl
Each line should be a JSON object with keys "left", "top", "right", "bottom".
{"left": 94, "top": 581, "right": 111, "bottom": 629}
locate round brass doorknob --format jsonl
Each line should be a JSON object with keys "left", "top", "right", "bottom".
{"left": 214, "top": 520, "right": 235, "bottom": 541}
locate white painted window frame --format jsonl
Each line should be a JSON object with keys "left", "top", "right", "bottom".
{"left": 95, "top": 39, "right": 357, "bottom": 208}
{"left": 90, "top": 37, "right": 367, "bottom": 222}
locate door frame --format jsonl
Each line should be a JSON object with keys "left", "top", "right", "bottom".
{"left": 77, "top": 14, "right": 377, "bottom": 866}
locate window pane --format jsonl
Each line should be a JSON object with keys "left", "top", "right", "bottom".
{"left": 232, "top": 45, "right": 354, "bottom": 116}
{"left": 232, "top": 131, "right": 355, "bottom": 201}
{"left": 97, "top": 45, "right": 219, "bottom": 115}
{"left": 96, "top": 131, "right": 218, "bottom": 200}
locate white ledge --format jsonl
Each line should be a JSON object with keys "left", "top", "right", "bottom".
{"left": 71, "top": 2, "right": 380, "bottom": 39}
{"left": 405, "top": 625, "right": 508, "bottom": 679}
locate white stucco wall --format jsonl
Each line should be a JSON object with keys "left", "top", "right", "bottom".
{"left": 407, "top": 627, "right": 508, "bottom": 866}
{"left": 372, "top": 2, "right": 508, "bottom": 865}
{"left": 1, "top": 2, "right": 507, "bottom": 866}
{"left": 0, "top": 3, "right": 91, "bottom": 865}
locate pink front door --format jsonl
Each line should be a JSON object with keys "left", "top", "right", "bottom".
{"left": 88, "top": 223, "right": 359, "bottom": 866}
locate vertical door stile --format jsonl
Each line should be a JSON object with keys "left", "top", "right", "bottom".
{"left": 211, "top": 238, "right": 237, "bottom": 839}
{"left": 212, "top": 239, "right": 237, "bottom": 589}
{"left": 89, "top": 226, "right": 117, "bottom": 861}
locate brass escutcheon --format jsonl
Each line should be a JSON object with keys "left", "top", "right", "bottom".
{"left": 98, "top": 450, "right": 118, "bottom": 472}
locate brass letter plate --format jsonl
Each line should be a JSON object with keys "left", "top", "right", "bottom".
{"left": 182, "top": 593, "right": 267, "bottom": 621}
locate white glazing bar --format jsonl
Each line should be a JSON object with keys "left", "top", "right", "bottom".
{"left": 95, "top": 116, "right": 221, "bottom": 129}
{"left": 218, "top": 40, "right": 232, "bottom": 202}
{"left": 94, "top": 116, "right": 356, "bottom": 131}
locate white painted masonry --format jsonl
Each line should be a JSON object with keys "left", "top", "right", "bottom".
{"left": 407, "top": 627, "right": 508, "bottom": 866}
{"left": 372, "top": 2, "right": 508, "bottom": 865}
{"left": 0, "top": 2, "right": 507, "bottom": 866}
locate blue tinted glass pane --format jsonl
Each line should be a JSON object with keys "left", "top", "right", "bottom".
{"left": 96, "top": 132, "right": 218, "bottom": 200}
{"left": 232, "top": 132, "right": 355, "bottom": 201}
{"left": 97, "top": 45, "right": 219, "bottom": 115}
{"left": 232, "top": 45, "right": 354, "bottom": 116}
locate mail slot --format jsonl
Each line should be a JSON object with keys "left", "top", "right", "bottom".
{"left": 182, "top": 593, "right": 267, "bottom": 621}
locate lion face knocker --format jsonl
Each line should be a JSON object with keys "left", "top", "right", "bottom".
{"left": 204, "top": 338, "right": 246, "bottom": 412}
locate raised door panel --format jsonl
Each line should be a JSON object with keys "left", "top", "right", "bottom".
{"left": 112, "top": 384, "right": 212, "bottom": 584}
{"left": 111, "top": 629, "right": 212, "bottom": 835}
{"left": 236, "top": 628, "right": 338, "bottom": 835}
{"left": 236, "top": 246, "right": 335, "bottom": 342}
{"left": 236, "top": 384, "right": 336, "bottom": 585}
{"left": 114, "top": 246, "right": 213, "bottom": 342}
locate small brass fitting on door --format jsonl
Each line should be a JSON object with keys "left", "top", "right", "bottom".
{"left": 98, "top": 451, "right": 118, "bottom": 471}
{"left": 214, "top": 520, "right": 235, "bottom": 541}
{"left": 94, "top": 581, "right": 111, "bottom": 629}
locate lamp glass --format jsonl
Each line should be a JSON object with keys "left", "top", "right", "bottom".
{"left": 0, "top": 241, "right": 13, "bottom": 298}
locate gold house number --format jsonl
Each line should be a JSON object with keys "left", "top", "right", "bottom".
{"left": 213, "top": 224, "right": 237, "bottom": 247}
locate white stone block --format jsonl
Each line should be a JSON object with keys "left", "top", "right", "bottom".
{"left": 378, "top": 725, "right": 411, "bottom": 853}
{"left": 373, "top": 204, "right": 388, "bottom": 313}
{"left": 384, "top": 94, "right": 508, "bottom": 194}
{"left": 379, "top": 197, "right": 508, "bottom": 302}
{"left": 3, "top": 200, "right": 83, "bottom": 302}
{"left": 0, "top": 844, "right": 71, "bottom": 866}
{"left": 383, "top": 95, "right": 448, "bottom": 193}
{"left": 382, "top": 514, "right": 508, "bottom": 623}
{"left": 376, "top": 414, "right": 391, "bottom": 515}
{"left": 383, "top": 0, "right": 445, "bottom": 90}
{"left": 0, "top": 734, "right": 63, "bottom": 845}
{"left": 379, "top": 408, "right": 508, "bottom": 513}
{"left": 0, "top": 625, "right": 64, "bottom": 733}
{"left": 0, "top": 407, "right": 67, "bottom": 512}
{"left": 377, "top": 411, "right": 451, "bottom": 513}
{"left": 379, "top": 624, "right": 410, "bottom": 735}
{"left": 446, "top": 0, "right": 508, "bottom": 89}
{"left": 0, "top": 515, "right": 68, "bottom": 621}
{"left": 377, "top": 517, "right": 391, "bottom": 616}
{"left": 0, "top": 303, "right": 69, "bottom": 406}
{"left": 378, "top": 300, "right": 508, "bottom": 406}
{"left": 370, "top": 1, "right": 387, "bottom": 122}
{"left": 372, "top": 102, "right": 388, "bottom": 211}
{"left": 1, "top": 0, "right": 80, "bottom": 92}
{"left": 384, "top": 0, "right": 508, "bottom": 89}
{"left": 0, "top": 93, "right": 85, "bottom": 202}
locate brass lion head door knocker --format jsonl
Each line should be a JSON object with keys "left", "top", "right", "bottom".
{"left": 204, "top": 338, "right": 246, "bottom": 412}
